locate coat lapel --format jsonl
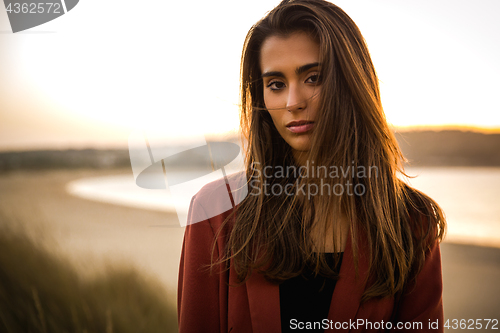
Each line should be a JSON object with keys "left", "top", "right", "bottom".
{"left": 243, "top": 229, "right": 370, "bottom": 333}
{"left": 245, "top": 269, "right": 282, "bottom": 332}
{"left": 327, "top": 228, "right": 370, "bottom": 331}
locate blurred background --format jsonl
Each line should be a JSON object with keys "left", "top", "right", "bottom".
{"left": 1, "top": 0, "right": 499, "bottom": 332}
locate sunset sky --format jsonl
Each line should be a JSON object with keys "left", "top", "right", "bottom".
{"left": 1, "top": 0, "right": 499, "bottom": 151}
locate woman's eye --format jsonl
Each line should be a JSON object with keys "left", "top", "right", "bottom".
{"left": 267, "top": 81, "right": 285, "bottom": 91}
{"left": 306, "top": 74, "right": 321, "bottom": 85}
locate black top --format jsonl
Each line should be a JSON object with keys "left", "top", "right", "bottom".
{"left": 280, "top": 253, "right": 343, "bottom": 333}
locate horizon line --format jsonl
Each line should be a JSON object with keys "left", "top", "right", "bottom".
{"left": 1, "top": 125, "right": 500, "bottom": 153}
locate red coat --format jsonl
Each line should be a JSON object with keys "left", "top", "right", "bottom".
{"left": 178, "top": 182, "right": 444, "bottom": 332}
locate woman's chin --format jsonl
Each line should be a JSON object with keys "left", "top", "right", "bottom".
{"left": 287, "top": 139, "right": 312, "bottom": 154}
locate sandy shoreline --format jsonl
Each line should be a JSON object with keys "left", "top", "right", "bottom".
{"left": 0, "top": 168, "right": 184, "bottom": 305}
{"left": 1, "top": 169, "right": 499, "bottom": 326}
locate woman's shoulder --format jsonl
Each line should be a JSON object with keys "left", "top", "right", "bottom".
{"left": 400, "top": 182, "right": 445, "bottom": 248}
{"left": 187, "top": 170, "right": 247, "bottom": 229}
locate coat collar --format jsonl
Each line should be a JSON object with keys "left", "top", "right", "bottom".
{"left": 244, "top": 228, "right": 370, "bottom": 332}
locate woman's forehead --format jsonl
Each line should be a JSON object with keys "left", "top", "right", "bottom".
{"left": 260, "top": 31, "right": 320, "bottom": 73}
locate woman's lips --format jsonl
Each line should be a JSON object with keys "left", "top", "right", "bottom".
{"left": 286, "top": 122, "right": 314, "bottom": 134}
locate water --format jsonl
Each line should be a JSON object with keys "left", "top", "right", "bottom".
{"left": 66, "top": 167, "right": 500, "bottom": 248}
{"left": 404, "top": 167, "right": 500, "bottom": 248}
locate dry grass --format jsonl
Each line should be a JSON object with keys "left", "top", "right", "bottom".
{"left": 0, "top": 224, "right": 178, "bottom": 333}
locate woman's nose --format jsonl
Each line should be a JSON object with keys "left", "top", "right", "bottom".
{"left": 286, "top": 84, "right": 307, "bottom": 112}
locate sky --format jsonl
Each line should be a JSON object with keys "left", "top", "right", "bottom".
{"left": 0, "top": 0, "right": 499, "bottom": 151}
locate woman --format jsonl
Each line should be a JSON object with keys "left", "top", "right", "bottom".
{"left": 178, "top": 0, "right": 446, "bottom": 332}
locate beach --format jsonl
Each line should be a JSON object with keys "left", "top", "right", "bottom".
{"left": 1, "top": 168, "right": 499, "bottom": 329}
{"left": 0, "top": 169, "right": 183, "bottom": 305}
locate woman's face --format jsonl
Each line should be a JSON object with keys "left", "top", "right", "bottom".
{"left": 260, "top": 31, "right": 321, "bottom": 163}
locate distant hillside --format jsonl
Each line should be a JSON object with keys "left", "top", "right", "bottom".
{"left": 395, "top": 130, "right": 500, "bottom": 166}
{"left": 0, "top": 130, "right": 499, "bottom": 171}
{"left": 0, "top": 149, "right": 131, "bottom": 172}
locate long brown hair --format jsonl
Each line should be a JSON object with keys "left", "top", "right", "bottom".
{"left": 216, "top": 0, "right": 446, "bottom": 302}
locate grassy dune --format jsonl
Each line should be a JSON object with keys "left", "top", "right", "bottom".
{"left": 0, "top": 225, "right": 178, "bottom": 333}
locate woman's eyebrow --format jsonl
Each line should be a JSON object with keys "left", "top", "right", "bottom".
{"left": 261, "top": 62, "right": 321, "bottom": 78}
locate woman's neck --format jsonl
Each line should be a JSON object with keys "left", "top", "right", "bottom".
{"left": 292, "top": 150, "right": 350, "bottom": 252}
{"left": 310, "top": 214, "right": 349, "bottom": 253}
